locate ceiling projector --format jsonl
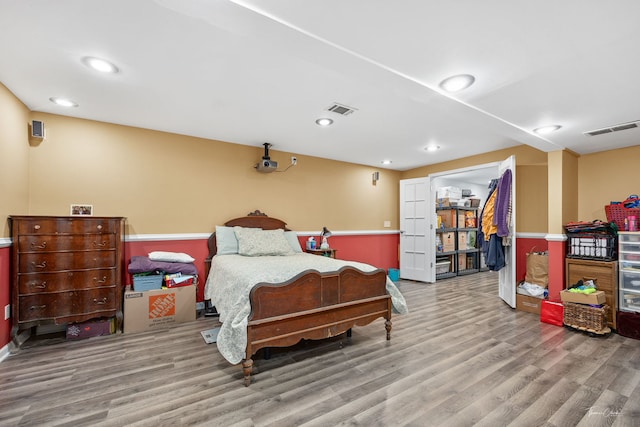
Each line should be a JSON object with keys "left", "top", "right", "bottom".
{"left": 255, "top": 142, "right": 278, "bottom": 173}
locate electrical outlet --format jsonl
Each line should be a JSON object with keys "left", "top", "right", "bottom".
{"left": 383, "top": 221, "right": 391, "bottom": 228}
{"left": 4, "top": 304, "right": 10, "bottom": 320}
{"left": 291, "top": 156, "right": 297, "bottom": 165}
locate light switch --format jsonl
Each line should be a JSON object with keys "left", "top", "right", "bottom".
{"left": 384, "top": 221, "right": 391, "bottom": 228}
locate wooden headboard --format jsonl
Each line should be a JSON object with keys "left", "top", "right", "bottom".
{"left": 204, "top": 210, "right": 290, "bottom": 282}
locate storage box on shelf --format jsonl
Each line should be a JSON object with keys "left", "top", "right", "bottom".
{"left": 618, "top": 232, "right": 640, "bottom": 313}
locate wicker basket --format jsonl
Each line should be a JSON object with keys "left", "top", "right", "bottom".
{"left": 563, "top": 302, "right": 608, "bottom": 332}
{"left": 605, "top": 204, "right": 640, "bottom": 230}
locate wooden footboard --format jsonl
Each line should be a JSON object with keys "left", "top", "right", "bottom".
{"left": 242, "top": 266, "right": 392, "bottom": 386}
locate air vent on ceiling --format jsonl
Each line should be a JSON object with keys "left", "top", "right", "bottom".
{"left": 584, "top": 120, "right": 639, "bottom": 136}
{"left": 326, "top": 102, "right": 357, "bottom": 116}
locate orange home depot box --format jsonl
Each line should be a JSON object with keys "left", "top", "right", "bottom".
{"left": 124, "top": 285, "right": 196, "bottom": 333}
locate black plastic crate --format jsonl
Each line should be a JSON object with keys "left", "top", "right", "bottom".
{"left": 566, "top": 232, "right": 617, "bottom": 261}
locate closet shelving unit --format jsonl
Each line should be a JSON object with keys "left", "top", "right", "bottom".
{"left": 435, "top": 206, "right": 480, "bottom": 279}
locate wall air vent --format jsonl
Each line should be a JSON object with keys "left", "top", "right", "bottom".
{"left": 584, "top": 120, "right": 639, "bottom": 136}
{"left": 326, "top": 102, "right": 357, "bottom": 116}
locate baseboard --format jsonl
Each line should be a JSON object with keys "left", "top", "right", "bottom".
{"left": 0, "top": 342, "right": 9, "bottom": 362}
{"left": 0, "top": 329, "right": 31, "bottom": 362}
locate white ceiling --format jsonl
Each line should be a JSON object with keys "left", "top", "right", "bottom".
{"left": 1, "top": 0, "right": 639, "bottom": 171}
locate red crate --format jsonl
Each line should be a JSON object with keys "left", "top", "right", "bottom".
{"left": 605, "top": 204, "right": 640, "bottom": 230}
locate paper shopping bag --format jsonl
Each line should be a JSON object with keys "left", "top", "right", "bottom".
{"left": 525, "top": 250, "right": 548, "bottom": 287}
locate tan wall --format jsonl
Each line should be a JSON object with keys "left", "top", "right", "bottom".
{"left": 578, "top": 144, "right": 640, "bottom": 221}
{"left": 0, "top": 83, "right": 31, "bottom": 238}
{"left": 26, "top": 113, "right": 400, "bottom": 234}
{"left": 402, "top": 145, "right": 549, "bottom": 233}
{"left": 517, "top": 165, "right": 548, "bottom": 233}
{"left": 562, "top": 150, "right": 579, "bottom": 225}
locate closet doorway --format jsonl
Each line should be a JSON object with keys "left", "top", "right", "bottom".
{"left": 400, "top": 156, "right": 516, "bottom": 307}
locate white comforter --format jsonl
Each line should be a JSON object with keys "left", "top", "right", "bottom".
{"left": 204, "top": 253, "right": 408, "bottom": 364}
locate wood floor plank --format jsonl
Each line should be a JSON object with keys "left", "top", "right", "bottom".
{"left": 1, "top": 272, "right": 639, "bottom": 426}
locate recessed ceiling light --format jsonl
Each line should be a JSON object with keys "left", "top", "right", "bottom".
{"left": 439, "top": 74, "right": 475, "bottom": 92}
{"left": 381, "top": 160, "right": 392, "bottom": 165}
{"left": 82, "top": 56, "right": 119, "bottom": 73}
{"left": 315, "top": 118, "right": 333, "bottom": 126}
{"left": 424, "top": 145, "right": 440, "bottom": 152}
{"left": 49, "top": 97, "right": 78, "bottom": 107}
{"left": 534, "top": 125, "right": 562, "bottom": 135}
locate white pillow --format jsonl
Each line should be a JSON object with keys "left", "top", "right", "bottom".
{"left": 284, "top": 231, "right": 303, "bottom": 253}
{"left": 234, "top": 227, "right": 294, "bottom": 256}
{"left": 215, "top": 225, "right": 239, "bottom": 255}
{"left": 148, "top": 251, "right": 195, "bottom": 263}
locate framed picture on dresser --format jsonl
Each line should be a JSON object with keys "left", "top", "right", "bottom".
{"left": 70, "top": 204, "right": 93, "bottom": 216}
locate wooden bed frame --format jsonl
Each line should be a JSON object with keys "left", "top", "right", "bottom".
{"left": 204, "top": 210, "right": 392, "bottom": 386}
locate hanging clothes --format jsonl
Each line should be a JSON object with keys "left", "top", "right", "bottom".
{"left": 495, "top": 168, "right": 512, "bottom": 242}
{"left": 478, "top": 171, "right": 511, "bottom": 272}
{"left": 477, "top": 178, "right": 498, "bottom": 252}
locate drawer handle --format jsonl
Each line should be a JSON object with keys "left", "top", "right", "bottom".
{"left": 29, "top": 305, "right": 46, "bottom": 311}
{"left": 30, "top": 241, "right": 47, "bottom": 249}
{"left": 34, "top": 224, "right": 41, "bottom": 230}
{"left": 97, "top": 224, "right": 103, "bottom": 231}
{"left": 31, "top": 261, "right": 47, "bottom": 270}
{"left": 93, "top": 297, "right": 108, "bottom": 305}
{"left": 30, "top": 282, "right": 47, "bottom": 289}
{"left": 93, "top": 241, "right": 107, "bottom": 248}
{"left": 94, "top": 276, "right": 108, "bottom": 284}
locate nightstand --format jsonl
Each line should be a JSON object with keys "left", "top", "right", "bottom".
{"left": 306, "top": 248, "right": 337, "bottom": 258}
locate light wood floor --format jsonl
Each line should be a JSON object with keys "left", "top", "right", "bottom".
{"left": 1, "top": 272, "right": 639, "bottom": 427}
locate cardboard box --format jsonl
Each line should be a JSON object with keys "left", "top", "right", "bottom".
{"left": 516, "top": 294, "right": 544, "bottom": 314}
{"left": 436, "top": 197, "right": 451, "bottom": 207}
{"left": 560, "top": 290, "right": 606, "bottom": 305}
{"left": 124, "top": 285, "right": 196, "bottom": 333}
{"left": 458, "top": 255, "right": 466, "bottom": 271}
{"left": 66, "top": 318, "right": 114, "bottom": 340}
{"left": 439, "top": 209, "right": 457, "bottom": 228}
{"left": 441, "top": 232, "right": 455, "bottom": 252}
{"left": 458, "top": 232, "right": 468, "bottom": 250}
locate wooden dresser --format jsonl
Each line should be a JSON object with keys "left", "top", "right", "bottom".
{"left": 10, "top": 216, "right": 125, "bottom": 340}
{"left": 565, "top": 258, "right": 618, "bottom": 329}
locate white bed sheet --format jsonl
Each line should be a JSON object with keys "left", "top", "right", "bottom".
{"left": 204, "top": 253, "right": 408, "bottom": 364}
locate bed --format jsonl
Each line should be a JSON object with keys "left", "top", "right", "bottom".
{"left": 204, "top": 210, "right": 408, "bottom": 386}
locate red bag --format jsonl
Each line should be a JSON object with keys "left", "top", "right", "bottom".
{"left": 540, "top": 300, "right": 563, "bottom": 326}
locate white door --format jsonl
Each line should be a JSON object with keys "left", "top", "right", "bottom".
{"left": 498, "top": 155, "right": 517, "bottom": 307}
{"left": 399, "top": 177, "right": 433, "bottom": 282}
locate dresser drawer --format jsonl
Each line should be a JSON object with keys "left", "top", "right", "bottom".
{"left": 17, "top": 234, "right": 117, "bottom": 253}
{"left": 19, "top": 251, "right": 117, "bottom": 273}
{"left": 18, "top": 288, "right": 117, "bottom": 323}
{"left": 15, "top": 217, "right": 119, "bottom": 235}
{"left": 18, "top": 269, "right": 118, "bottom": 294}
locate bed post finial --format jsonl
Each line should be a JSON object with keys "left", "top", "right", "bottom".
{"left": 248, "top": 210, "right": 267, "bottom": 217}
